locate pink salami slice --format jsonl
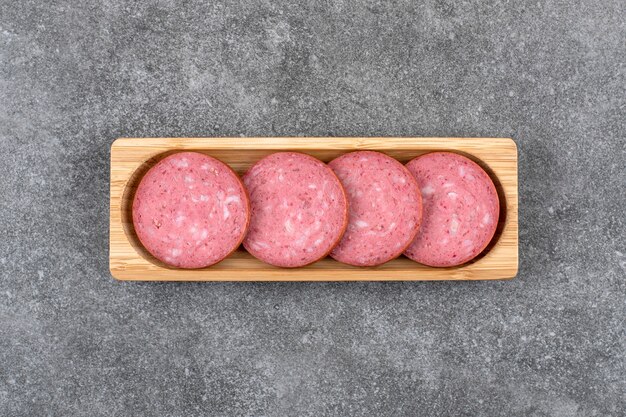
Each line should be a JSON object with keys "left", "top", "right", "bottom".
{"left": 132, "top": 152, "right": 250, "bottom": 269}
{"left": 404, "top": 152, "right": 500, "bottom": 267}
{"left": 328, "top": 151, "right": 422, "bottom": 266}
{"left": 242, "top": 152, "right": 348, "bottom": 268}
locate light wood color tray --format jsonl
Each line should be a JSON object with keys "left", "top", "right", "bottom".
{"left": 110, "top": 137, "right": 518, "bottom": 281}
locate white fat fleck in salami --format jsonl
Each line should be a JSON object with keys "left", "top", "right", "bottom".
{"left": 328, "top": 151, "right": 423, "bottom": 267}
{"left": 284, "top": 218, "right": 295, "bottom": 234}
{"left": 132, "top": 152, "right": 250, "bottom": 269}
{"left": 355, "top": 220, "right": 369, "bottom": 229}
{"left": 175, "top": 158, "right": 189, "bottom": 168}
{"left": 403, "top": 152, "right": 500, "bottom": 267}
{"left": 242, "top": 152, "right": 348, "bottom": 268}
{"left": 421, "top": 185, "right": 435, "bottom": 195}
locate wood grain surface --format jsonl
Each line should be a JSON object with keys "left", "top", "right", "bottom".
{"left": 110, "top": 137, "right": 518, "bottom": 281}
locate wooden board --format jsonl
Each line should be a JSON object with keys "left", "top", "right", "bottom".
{"left": 110, "top": 137, "right": 518, "bottom": 281}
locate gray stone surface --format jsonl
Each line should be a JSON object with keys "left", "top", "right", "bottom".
{"left": 1, "top": 0, "right": 625, "bottom": 415}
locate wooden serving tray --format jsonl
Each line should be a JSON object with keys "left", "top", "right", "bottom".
{"left": 110, "top": 137, "right": 518, "bottom": 281}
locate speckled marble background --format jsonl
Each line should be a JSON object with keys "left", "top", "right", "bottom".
{"left": 1, "top": 1, "right": 625, "bottom": 416}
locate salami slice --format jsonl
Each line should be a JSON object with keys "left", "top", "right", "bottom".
{"left": 242, "top": 152, "right": 349, "bottom": 267}
{"left": 132, "top": 152, "right": 250, "bottom": 269}
{"left": 328, "top": 151, "right": 422, "bottom": 266}
{"left": 403, "top": 152, "right": 500, "bottom": 267}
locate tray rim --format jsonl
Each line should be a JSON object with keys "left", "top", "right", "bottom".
{"left": 110, "top": 137, "right": 518, "bottom": 281}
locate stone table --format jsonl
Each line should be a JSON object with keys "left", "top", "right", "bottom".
{"left": 1, "top": 1, "right": 624, "bottom": 415}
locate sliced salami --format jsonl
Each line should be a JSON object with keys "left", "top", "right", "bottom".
{"left": 328, "top": 151, "right": 422, "bottom": 266}
{"left": 132, "top": 152, "right": 250, "bottom": 269}
{"left": 242, "top": 152, "right": 348, "bottom": 268}
{"left": 403, "top": 152, "right": 500, "bottom": 267}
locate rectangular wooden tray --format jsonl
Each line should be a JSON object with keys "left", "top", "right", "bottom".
{"left": 110, "top": 137, "right": 518, "bottom": 281}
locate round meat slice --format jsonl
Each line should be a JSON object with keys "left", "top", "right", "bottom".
{"left": 328, "top": 151, "right": 422, "bottom": 266}
{"left": 132, "top": 152, "right": 250, "bottom": 269}
{"left": 404, "top": 152, "right": 500, "bottom": 267}
{"left": 242, "top": 152, "right": 348, "bottom": 268}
